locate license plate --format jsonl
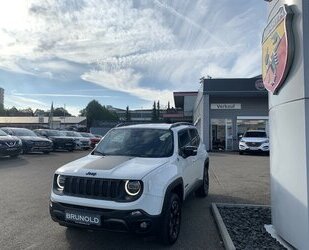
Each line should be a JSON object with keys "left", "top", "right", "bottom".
{"left": 65, "top": 210, "right": 101, "bottom": 226}
{"left": 6, "top": 148, "right": 17, "bottom": 151}
{"left": 249, "top": 147, "right": 259, "bottom": 150}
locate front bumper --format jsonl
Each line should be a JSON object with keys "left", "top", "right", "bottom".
{"left": 239, "top": 143, "right": 269, "bottom": 152}
{"left": 0, "top": 146, "right": 22, "bottom": 156}
{"left": 53, "top": 141, "right": 75, "bottom": 151}
{"left": 23, "top": 144, "right": 53, "bottom": 153}
{"left": 49, "top": 201, "right": 161, "bottom": 234}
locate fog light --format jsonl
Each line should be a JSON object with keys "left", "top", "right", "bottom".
{"left": 140, "top": 222, "right": 148, "bottom": 229}
{"left": 131, "top": 210, "right": 142, "bottom": 216}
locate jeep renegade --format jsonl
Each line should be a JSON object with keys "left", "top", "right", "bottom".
{"left": 49, "top": 123, "right": 209, "bottom": 245}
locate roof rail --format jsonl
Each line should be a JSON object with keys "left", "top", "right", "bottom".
{"left": 170, "top": 122, "right": 194, "bottom": 129}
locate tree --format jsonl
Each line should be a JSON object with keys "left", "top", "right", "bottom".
{"left": 157, "top": 101, "right": 160, "bottom": 120}
{"left": 0, "top": 103, "right": 5, "bottom": 116}
{"left": 151, "top": 101, "right": 157, "bottom": 121}
{"left": 53, "top": 107, "right": 72, "bottom": 117}
{"left": 83, "top": 100, "right": 118, "bottom": 127}
{"left": 7, "top": 106, "right": 19, "bottom": 116}
{"left": 34, "top": 109, "right": 45, "bottom": 117}
{"left": 125, "top": 106, "right": 131, "bottom": 121}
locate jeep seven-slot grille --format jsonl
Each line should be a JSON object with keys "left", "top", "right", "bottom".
{"left": 63, "top": 176, "right": 123, "bottom": 200}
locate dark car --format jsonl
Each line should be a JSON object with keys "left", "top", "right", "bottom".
{"left": 0, "top": 129, "right": 22, "bottom": 158}
{"left": 1, "top": 127, "right": 53, "bottom": 154}
{"left": 60, "top": 131, "right": 91, "bottom": 150}
{"left": 80, "top": 132, "right": 101, "bottom": 148}
{"left": 34, "top": 129, "right": 75, "bottom": 152}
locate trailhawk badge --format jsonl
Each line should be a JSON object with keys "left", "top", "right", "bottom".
{"left": 262, "top": 5, "right": 294, "bottom": 94}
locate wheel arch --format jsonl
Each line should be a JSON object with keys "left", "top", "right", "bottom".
{"left": 163, "top": 177, "right": 184, "bottom": 208}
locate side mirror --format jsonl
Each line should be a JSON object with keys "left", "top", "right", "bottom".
{"left": 180, "top": 146, "right": 197, "bottom": 158}
{"left": 239, "top": 135, "right": 243, "bottom": 139}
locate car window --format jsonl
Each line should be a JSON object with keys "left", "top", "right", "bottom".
{"left": 244, "top": 131, "right": 267, "bottom": 138}
{"left": 13, "top": 129, "right": 37, "bottom": 137}
{"left": 178, "top": 129, "right": 191, "bottom": 149}
{"left": 0, "top": 129, "right": 7, "bottom": 136}
{"left": 189, "top": 129, "right": 200, "bottom": 147}
{"left": 95, "top": 128, "right": 173, "bottom": 158}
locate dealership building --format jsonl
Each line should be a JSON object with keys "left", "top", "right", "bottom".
{"left": 188, "top": 76, "right": 269, "bottom": 151}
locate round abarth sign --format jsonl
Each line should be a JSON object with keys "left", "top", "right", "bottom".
{"left": 262, "top": 5, "right": 294, "bottom": 94}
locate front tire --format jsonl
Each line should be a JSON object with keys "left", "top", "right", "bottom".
{"left": 196, "top": 163, "right": 209, "bottom": 197}
{"left": 160, "top": 193, "right": 181, "bottom": 245}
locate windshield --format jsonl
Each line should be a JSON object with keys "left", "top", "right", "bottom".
{"left": 244, "top": 131, "right": 267, "bottom": 138}
{"left": 46, "top": 130, "right": 63, "bottom": 136}
{"left": 0, "top": 129, "right": 7, "bottom": 136}
{"left": 81, "top": 133, "right": 94, "bottom": 138}
{"left": 95, "top": 128, "right": 174, "bottom": 158}
{"left": 62, "top": 131, "right": 81, "bottom": 137}
{"left": 13, "top": 129, "right": 37, "bottom": 137}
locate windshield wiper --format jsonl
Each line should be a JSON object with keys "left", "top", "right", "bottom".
{"left": 92, "top": 150, "right": 106, "bottom": 156}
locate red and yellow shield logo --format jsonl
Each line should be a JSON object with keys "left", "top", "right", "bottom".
{"left": 262, "top": 5, "right": 294, "bottom": 94}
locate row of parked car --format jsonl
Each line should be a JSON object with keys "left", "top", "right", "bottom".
{"left": 0, "top": 127, "right": 102, "bottom": 158}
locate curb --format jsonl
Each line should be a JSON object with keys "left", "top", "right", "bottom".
{"left": 211, "top": 203, "right": 236, "bottom": 250}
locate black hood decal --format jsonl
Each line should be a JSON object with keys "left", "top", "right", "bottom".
{"left": 82, "top": 155, "right": 133, "bottom": 171}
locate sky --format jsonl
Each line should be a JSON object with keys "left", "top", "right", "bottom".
{"left": 0, "top": 0, "right": 267, "bottom": 116}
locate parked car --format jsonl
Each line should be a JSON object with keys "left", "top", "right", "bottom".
{"left": 0, "top": 129, "right": 22, "bottom": 158}
{"left": 49, "top": 123, "right": 209, "bottom": 245}
{"left": 34, "top": 129, "right": 75, "bottom": 152}
{"left": 1, "top": 127, "right": 53, "bottom": 154}
{"left": 60, "top": 131, "right": 91, "bottom": 150}
{"left": 239, "top": 130, "right": 269, "bottom": 154}
{"left": 80, "top": 132, "right": 101, "bottom": 148}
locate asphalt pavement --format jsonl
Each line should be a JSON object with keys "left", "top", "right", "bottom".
{"left": 0, "top": 151, "right": 270, "bottom": 250}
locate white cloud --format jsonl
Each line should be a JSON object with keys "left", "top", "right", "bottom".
{"left": 81, "top": 68, "right": 172, "bottom": 104}
{"left": 0, "top": 0, "right": 267, "bottom": 107}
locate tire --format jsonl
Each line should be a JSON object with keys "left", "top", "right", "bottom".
{"left": 159, "top": 193, "right": 182, "bottom": 245}
{"left": 196, "top": 163, "right": 209, "bottom": 197}
{"left": 43, "top": 151, "right": 50, "bottom": 154}
{"left": 10, "top": 154, "right": 19, "bottom": 158}
{"left": 68, "top": 148, "right": 74, "bottom": 152}
{"left": 239, "top": 151, "right": 244, "bottom": 155}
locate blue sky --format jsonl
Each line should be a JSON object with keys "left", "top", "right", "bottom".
{"left": 0, "top": 0, "right": 267, "bottom": 115}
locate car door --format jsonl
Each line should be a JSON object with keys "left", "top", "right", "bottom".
{"left": 189, "top": 128, "right": 204, "bottom": 182}
{"left": 178, "top": 129, "right": 195, "bottom": 195}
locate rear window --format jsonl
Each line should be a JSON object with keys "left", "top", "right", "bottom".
{"left": 244, "top": 131, "right": 267, "bottom": 138}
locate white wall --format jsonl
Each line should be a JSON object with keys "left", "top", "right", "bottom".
{"left": 268, "top": 0, "right": 309, "bottom": 249}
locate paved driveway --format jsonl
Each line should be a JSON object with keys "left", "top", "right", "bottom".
{"left": 0, "top": 151, "right": 269, "bottom": 250}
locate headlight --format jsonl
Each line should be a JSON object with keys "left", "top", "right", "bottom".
{"left": 56, "top": 175, "right": 65, "bottom": 190}
{"left": 125, "top": 180, "right": 142, "bottom": 196}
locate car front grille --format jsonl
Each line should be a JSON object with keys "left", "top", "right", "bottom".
{"left": 35, "top": 141, "right": 50, "bottom": 146}
{"left": 246, "top": 142, "right": 262, "bottom": 147}
{"left": 63, "top": 176, "right": 123, "bottom": 201}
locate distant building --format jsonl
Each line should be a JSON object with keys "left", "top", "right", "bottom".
{"left": 163, "top": 92, "right": 198, "bottom": 122}
{"left": 0, "top": 116, "right": 87, "bottom": 130}
{"left": 106, "top": 106, "right": 167, "bottom": 122}
{"left": 0, "top": 87, "right": 4, "bottom": 106}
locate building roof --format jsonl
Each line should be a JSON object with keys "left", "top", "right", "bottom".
{"left": 0, "top": 116, "right": 86, "bottom": 124}
{"left": 202, "top": 76, "right": 267, "bottom": 96}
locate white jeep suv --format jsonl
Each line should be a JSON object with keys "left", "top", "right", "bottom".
{"left": 49, "top": 123, "right": 209, "bottom": 245}
{"left": 239, "top": 130, "right": 269, "bottom": 154}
